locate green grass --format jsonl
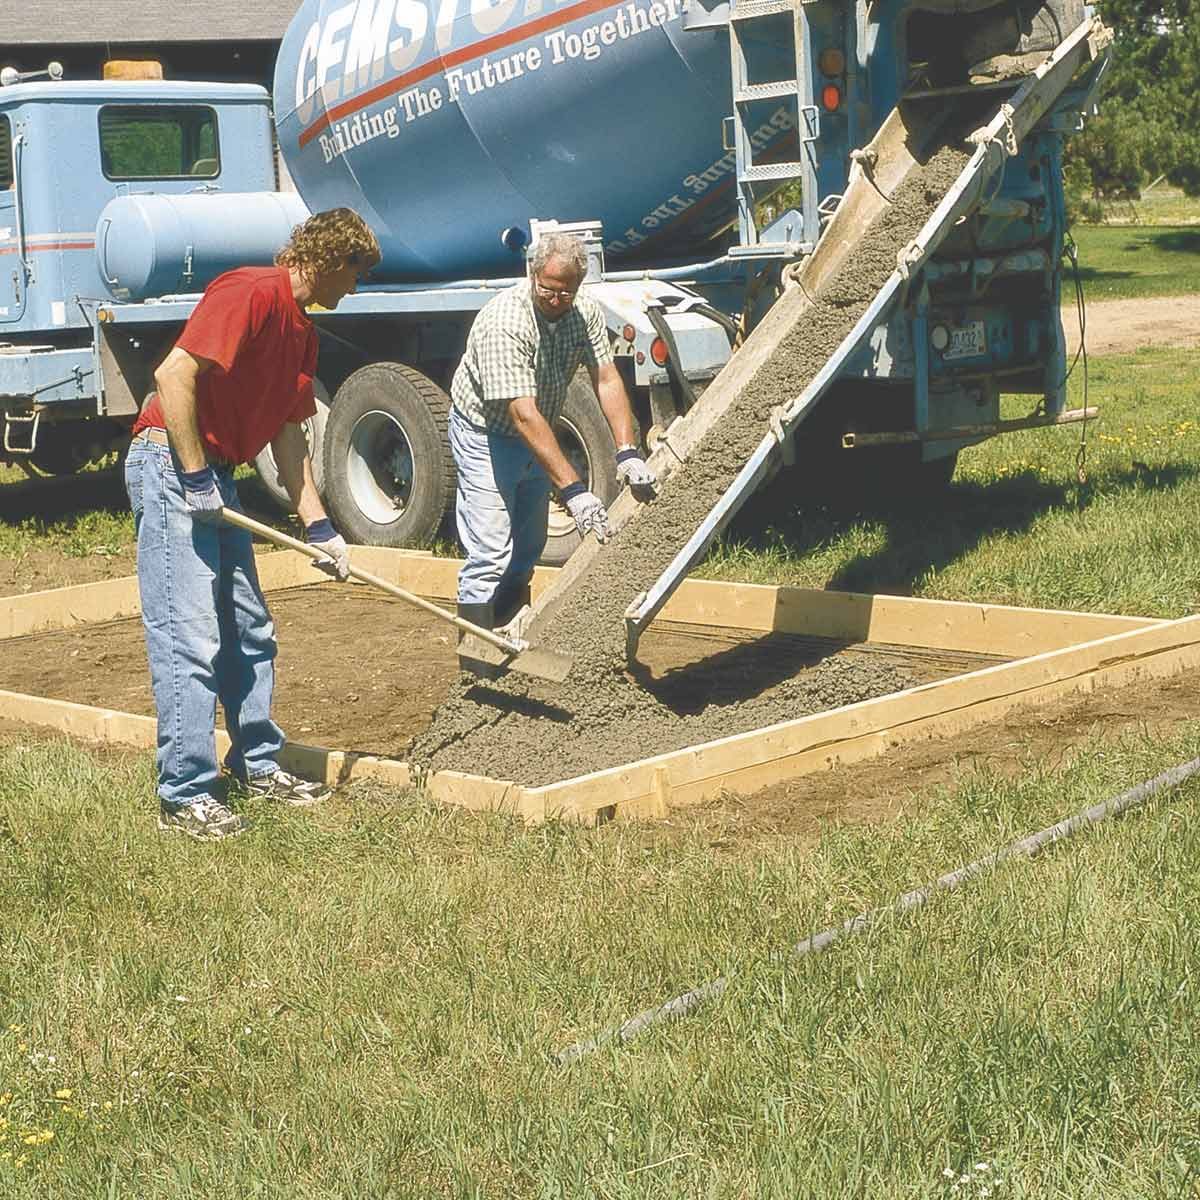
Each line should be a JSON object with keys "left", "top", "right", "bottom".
{"left": 3, "top": 726, "right": 1200, "bottom": 1196}
{"left": 1068, "top": 224, "right": 1200, "bottom": 301}
{"left": 5, "top": 242, "right": 1200, "bottom": 1193}
{"left": 708, "top": 346, "right": 1200, "bottom": 617}
{"left": 1083, "top": 184, "right": 1200, "bottom": 228}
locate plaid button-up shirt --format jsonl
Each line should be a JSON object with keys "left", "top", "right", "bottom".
{"left": 451, "top": 281, "right": 613, "bottom": 436}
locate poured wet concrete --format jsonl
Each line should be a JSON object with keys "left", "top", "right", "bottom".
{"left": 0, "top": 591, "right": 992, "bottom": 763}
{"left": 412, "top": 144, "right": 971, "bottom": 786}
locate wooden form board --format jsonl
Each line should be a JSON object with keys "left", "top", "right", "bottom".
{"left": 0, "top": 549, "right": 1184, "bottom": 825}
{"left": 1, "top": 546, "right": 1156, "bottom": 654}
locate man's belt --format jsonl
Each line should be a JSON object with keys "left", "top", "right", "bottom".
{"left": 132, "top": 427, "right": 236, "bottom": 469}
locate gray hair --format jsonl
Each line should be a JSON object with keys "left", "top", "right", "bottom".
{"left": 529, "top": 232, "right": 587, "bottom": 280}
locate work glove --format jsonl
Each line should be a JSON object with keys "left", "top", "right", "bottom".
{"left": 615, "top": 447, "right": 657, "bottom": 499}
{"left": 562, "top": 483, "right": 611, "bottom": 543}
{"left": 305, "top": 517, "right": 351, "bottom": 581}
{"left": 178, "top": 465, "right": 224, "bottom": 524}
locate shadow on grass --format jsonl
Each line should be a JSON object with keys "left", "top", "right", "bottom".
{"left": 0, "top": 469, "right": 282, "bottom": 528}
{"left": 1150, "top": 229, "right": 1200, "bottom": 255}
{"left": 724, "top": 460, "right": 1200, "bottom": 597}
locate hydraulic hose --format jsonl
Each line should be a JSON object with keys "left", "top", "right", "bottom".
{"left": 556, "top": 754, "right": 1200, "bottom": 1065}
{"left": 645, "top": 304, "right": 698, "bottom": 413}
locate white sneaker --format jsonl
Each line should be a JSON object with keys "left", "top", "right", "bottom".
{"left": 158, "top": 796, "right": 247, "bottom": 840}
{"left": 242, "top": 768, "right": 331, "bottom": 807}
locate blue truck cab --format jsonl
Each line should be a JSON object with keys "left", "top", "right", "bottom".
{"left": 0, "top": 78, "right": 275, "bottom": 473}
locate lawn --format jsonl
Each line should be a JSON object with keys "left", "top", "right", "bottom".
{"left": 707, "top": 345, "right": 1200, "bottom": 617}
{"left": 1069, "top": 223, "right": 1200, "bottom": 301}
{"left": 4, "top": 194, "right": 1200, "bottom": 1197}
{"left": 3, "top": 694, "right": 1200, "bottom": 1196}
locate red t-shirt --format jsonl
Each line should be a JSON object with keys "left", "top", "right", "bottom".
{"left": 133, "top": 266, "right": 318, "bottom": 464}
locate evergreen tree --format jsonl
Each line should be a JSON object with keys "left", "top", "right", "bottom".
{"left": 1069, "top": 0, "right": 1199, "bottom": 196}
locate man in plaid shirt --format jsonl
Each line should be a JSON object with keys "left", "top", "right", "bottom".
{"left": 449, "top": 232, "right": 656, "bottom": 652}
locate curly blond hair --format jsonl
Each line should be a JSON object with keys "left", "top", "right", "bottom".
{"left": 276, "top": 207, "right": 381, "bottom": 278}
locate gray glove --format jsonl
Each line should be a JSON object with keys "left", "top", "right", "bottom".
{"left": 305, "top": 518, "right": 351, "bottom": 581}
{"left": 179, "top": 465, "right": 224, "bottom": 524}
{"left": 616, "top": 448, "right": 657, "bottom": 498}
{"left": 563, "top": 486, "right": 611, "bottom": 543}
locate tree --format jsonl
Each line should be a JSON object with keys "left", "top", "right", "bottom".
{"left": 1067, "top": 0, "right": 1199, "bottom": 197}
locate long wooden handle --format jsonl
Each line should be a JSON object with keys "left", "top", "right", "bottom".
{"left": 218, "top": 508, "right": 529, "bottom": 655}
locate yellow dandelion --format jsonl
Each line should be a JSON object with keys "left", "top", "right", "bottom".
{"left": 103, "top": 1101, "right": 113, "bottom": 1111}
{"left": 54, "top": 1088, "right": 72, "bottom": 1100}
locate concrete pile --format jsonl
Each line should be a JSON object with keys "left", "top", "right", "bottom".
{"left": 410, "top": 144, "right": 970, "bottom": 787}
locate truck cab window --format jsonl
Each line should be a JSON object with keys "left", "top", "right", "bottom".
{"left": 98, "top": 106, "right": 219, "bottom": 180}
{"left": 0, "top": 117, "right": 12, "bottom": 189}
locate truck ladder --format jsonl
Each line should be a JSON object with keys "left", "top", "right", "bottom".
{"left": 727, "top": 0, "right": 810, "bottom": 256}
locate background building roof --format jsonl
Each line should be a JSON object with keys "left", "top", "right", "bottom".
{"left": 7, "top": 1, "right": 300, "bottom": 44}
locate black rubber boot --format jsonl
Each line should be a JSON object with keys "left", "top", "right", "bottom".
{"left": 456, "top": 600, "right": 501, "bottom": 679}
{"left": 493, "top": 583, "right": 532, "bottom": 631}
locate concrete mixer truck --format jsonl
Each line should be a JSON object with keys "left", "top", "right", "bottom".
{"left": 0, "top": 0, "right": 1106, "bottom": 564}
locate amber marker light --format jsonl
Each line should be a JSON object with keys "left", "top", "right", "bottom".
{"left": 818, "top": 47, "right": 846, "bottom": 76}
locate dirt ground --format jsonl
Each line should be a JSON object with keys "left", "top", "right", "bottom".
{"left": 1, "top": 618, "right": 1197, "bottom": 844}
{"left": 653, "top": 668, "right": 1200, "bottom": 847}
{"left": 1061, "top": 293, "right": 1200, "bottom": 356}
{"left": 0, "top": 585, "right": 996, "bottom": 763}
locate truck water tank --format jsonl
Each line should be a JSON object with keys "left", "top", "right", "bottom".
{"left": 273, "top": 0, "right": 794, "bottom": 281}
{"left": 96, "top": 192, "right": 312, "bottom": 302}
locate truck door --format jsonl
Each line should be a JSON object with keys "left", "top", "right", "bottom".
{"left": 0, "top": 113, "right": 27, "bottom": 325}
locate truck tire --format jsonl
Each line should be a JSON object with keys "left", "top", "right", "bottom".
{"left": 321, "top": 362, "right": 453, "bottom": 548}
{"left": 253, "top": 380, "right": 331, "bottom": 512}
{"left": 541, "top": 373, "right": 620, "bottom": 566}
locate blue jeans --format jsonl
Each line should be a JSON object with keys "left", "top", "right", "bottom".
{"left": 124, "top": 440, "right": 283, "bottom": 807}
{"left": 450, "top": 407, "right": 550, "bottom": 607}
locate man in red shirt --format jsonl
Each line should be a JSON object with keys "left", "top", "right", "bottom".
{"left": 125, "top": 207, "right": 380, "bottom": 840}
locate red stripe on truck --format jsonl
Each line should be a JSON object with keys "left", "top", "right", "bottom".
{"left": 298, "top": 0, "right": 618, "bottom": 149}
{"left": 0, "top": 240, "right": 96, "bottom": 255}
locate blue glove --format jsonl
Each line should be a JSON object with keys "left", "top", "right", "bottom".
{"left": 305, "top": 518, "right": 351, "bottom": 581}
{"left": 178, "top": 465, "right": 223, "bottom": 524}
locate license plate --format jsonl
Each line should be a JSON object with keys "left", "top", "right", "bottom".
{"left": 943, "top": 320, "right": 986, "bottom": 361}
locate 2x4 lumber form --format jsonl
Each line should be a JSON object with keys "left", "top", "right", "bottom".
{"left": 660, "top": 633, "right": 1200, "bottom": 809}
{"left": 652, "top": 580, "right": 1158, "bottom": 657}
{"left": 0, "top": 576, "right": 143, "bottom": 639}
{"left": 1, "top": 550, "right": 1156, "bottom": 654}
{"left": 424, "top": 769, "right": 540, "bottom": 819}
{"left": 0, "top": 550, "right": 317, "bottom": 640}
{"left": 0, "top": 687, "right": 158, "bottom": 748}
{"left": 0, "top": 681, "right": 391, "bottom": 791}
{"left": 528, "top": 615, "right": 1200, "bottom": 822}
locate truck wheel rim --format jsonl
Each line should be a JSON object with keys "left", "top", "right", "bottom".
{"left": 547, "top": 417, "right": 591, "bottom": 541}
{"left": 346, "top": 409, "right": 415, "bottom": 526}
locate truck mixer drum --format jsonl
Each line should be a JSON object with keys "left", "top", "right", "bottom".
{"left": 273, "top": 0, "right": 797, "bottom": 280}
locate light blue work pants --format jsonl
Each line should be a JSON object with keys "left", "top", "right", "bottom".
{"left": 124, "top": 440, "right": 284, "bottom": 807}
{"left": 449, "top": 407, "right": 550, "bottom": 608}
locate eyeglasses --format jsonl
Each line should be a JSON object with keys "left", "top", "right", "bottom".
{"left": 533, "top": 278, "right": 578, "bottom": 303}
